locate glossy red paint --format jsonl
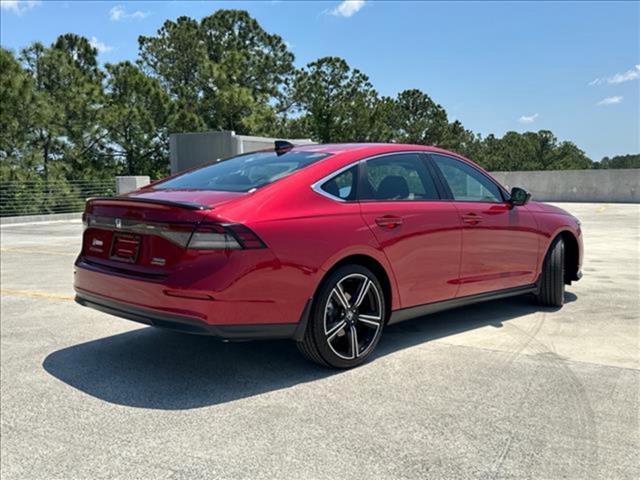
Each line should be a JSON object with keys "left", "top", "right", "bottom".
{"left": 359, "top": 200, "right": 461, "bottom": 306}
{"left": 452, "top": 201, "right": 540, "bottom": 296}
{"left": 74, "top": 143, "right": 582, "bottom": 335}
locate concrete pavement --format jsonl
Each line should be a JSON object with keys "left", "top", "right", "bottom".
{"left": 1, "top": 203, "right": 638, "bottom": 479}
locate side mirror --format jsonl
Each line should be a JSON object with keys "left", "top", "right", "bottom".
{"left": 509, "top": 187, "right": 531, "bottom": 206}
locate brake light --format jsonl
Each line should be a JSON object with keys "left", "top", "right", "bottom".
{"left": 158, "top": 224, "right": 193, "bottom": 248}
{"left": 226, "top": 224, "right": 267, "bottom": 249}
{"left": 188, "top": 224, "right": 241, "bottom": 250}
{"left": 82, "top": 214, "right": 265, "bottom": 251}
{"left": 187, "top": 223, "right": 265, "bottom": 250}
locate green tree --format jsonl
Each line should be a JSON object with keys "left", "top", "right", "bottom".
{"left": 0, "top": 48, "right": 36, "bottom": 162}
{"left": 200, "top": 9, "right": 294, "bottom": 134}
{"left": 485, "top": 131, "right": 539, "bottom": 171}
{"left": 20, "top": 35, "right": 105, "bottom": 180}
{"left": 19, "top": 42, "right": 66, "bottom": 180}
{"left": 2, "top": 42, "right": 106, "bottom": 214}
{"left": 291, "top": 57, "right": 383, "bottom": 142}
{"left": 596, "top": 154, "right": 640, "bottom": 169}
{"left": 550, "top": 141, "right": 593, "bottom": 170}
{"left": 53, "top": 33, "right": 101, "bottom": 79}
{"left": 138, "top": 10, "right": 294, "bottom": 135}
{"left": 389, "top": 89, "right": 449, "bottom": 145}
{"left": 138, "top": 16, "right": 208, "bottom": 132}
{"left": 367, "top": 95, "right": 396, "bottom": 143}
{"left": 54, "top": 35, "right": 106, "bottom": 179}
{"left": 103, "top": 61, "right": 173, "bottom": 178}
{"left": 475, "top": 131, "right": 594, "bottom": 172}
{"left": 441, "top": 120, "right": 480, "bottom": 159}
{"left": 522, "top": 130, "right": 560, "bottom": 170}
{"left": 0, "top": 48, "right": 49, "bottom": 215}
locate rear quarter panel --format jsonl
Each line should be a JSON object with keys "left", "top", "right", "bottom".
{"left": 211, "top": 171, "right": 401, "bottom": 315}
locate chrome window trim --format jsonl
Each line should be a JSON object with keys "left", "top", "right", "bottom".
{"left": 310, "top": 162, "right": 361, "bottom": 203}
{"left": 310, "top": 150, "right": 429, "bottom": 203}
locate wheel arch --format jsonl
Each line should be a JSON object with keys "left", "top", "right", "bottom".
{"left": 318, "top": 253, "right": 398, "bottom": 321}
{"left": 544, "top": 229, "right": 580, "bottom": 284}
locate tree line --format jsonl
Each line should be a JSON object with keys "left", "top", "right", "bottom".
{"left": 1, "top": 9, "right": 638, "bottom": 190}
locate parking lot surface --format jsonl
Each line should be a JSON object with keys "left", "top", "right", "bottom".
{"left": 1, "top": 203, "right": 638, "bottom": 479}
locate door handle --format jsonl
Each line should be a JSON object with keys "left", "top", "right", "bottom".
{"left": 462, "top": 212, "right": 482, "bottom": 225}
{"left": 375, "top": 215, "right": 403, "bottom": 229}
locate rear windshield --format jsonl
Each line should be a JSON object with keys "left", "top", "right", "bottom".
{"left": 156, "top": 150, "right": 331, "bottom": 192}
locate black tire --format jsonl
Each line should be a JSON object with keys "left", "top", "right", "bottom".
{"left": 297, "top": 265, "right": 387, "bottom": 368}
{"left": 536, "top": 237, "right": 565, "bottom": 307}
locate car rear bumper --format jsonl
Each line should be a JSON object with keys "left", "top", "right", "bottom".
{"left": 75, "top": 290, "right": 299, "bottom": 340}
{"left": 74, "top": 257, "right": 309, "bottom": 339}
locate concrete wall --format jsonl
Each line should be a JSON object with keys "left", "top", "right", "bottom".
{"left": 169, "top": 130, "right": 314, "bottom": 174}
{"left": 0, "top": 212, "right": 82, "bottom": 226}
{"left": 116, "top": 176, "right": 150, "bottom": 194}
{"left": 491, "top": 169, "right": 639, "bottom": 203}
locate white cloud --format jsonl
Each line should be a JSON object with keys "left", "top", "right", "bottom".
{"left": 329, "top": 0, "right": 366, "bottom": 18}
{"left": 109, "top": 5, "right": 125, "bottom": 20}
{"left": 597, "top": 96, "right": 623, "bottom": 106}
{"left": 109, "top": 5, "right": 149, "bottom": 21}
{"left": 608, "top": 65, "right": 640, "bottom": 84}
{"left": 589, "top": 65, "right": 640, "bottom": 86}
{"left": 0, "top": 0, "right": 41, "bottom": 15}
{"left": 89, "top": 36, "right": 113, "bottom": 54}
{"left": 518, "top": 113, "right": 539, "bottom": 124}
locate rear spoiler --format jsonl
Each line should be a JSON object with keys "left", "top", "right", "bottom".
{"left": 88, "top": 196, "right": 212, "bottom": 211}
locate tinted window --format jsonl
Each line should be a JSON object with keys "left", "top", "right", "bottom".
{"left": 432, "top": 154, "right": 503, "bottom": 202}
{"left": 321, "top": 166, "right": 357, "bottom": 201}
{"left": 360, "top": 153, "right": 439, "bottom": 201}
{"left": 156, "top": 150, "right": 331, "bottom": 192}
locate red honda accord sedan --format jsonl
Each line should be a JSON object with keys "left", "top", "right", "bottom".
{"left": 75, "top": 142, "right": 582, "bottom": 368}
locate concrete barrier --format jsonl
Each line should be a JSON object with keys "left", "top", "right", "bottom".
{"left": 0, "top": 212, "right": 82, "bottom": 226}
{"left": 491, "top": 169, "right": 639, "bottom": 203}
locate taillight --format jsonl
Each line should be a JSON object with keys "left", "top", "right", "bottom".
{"left": 85, "top": 215, "right": 194, "bottom": 247}
{"left": 187, "top": 223, "right": 266, "bottom": 250}
{"left": 225, "top": 224, "right": 266, "bottom": 249}
{"left": 82, "top": 214, "right": 265, "bottom": 251}
{"left": 157, "top": 224, "right": 193, "bottom": 248}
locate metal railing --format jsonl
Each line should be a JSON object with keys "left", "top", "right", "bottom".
{"left": 0, "top": 180, "right": 115, "bottom": 217}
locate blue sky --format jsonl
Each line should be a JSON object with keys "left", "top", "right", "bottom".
{"left": 1, "top": 0, "right": 638, "bottom": 160}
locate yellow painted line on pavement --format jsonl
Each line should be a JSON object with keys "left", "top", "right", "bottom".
{"left": 596, "top": 205, "right": 608, "bottom": 213}
{"left": 0, "top": 288, "right": 74, "bottom": 302}
{"left": 0, "top": 247, "right": 76, "bottom": 257}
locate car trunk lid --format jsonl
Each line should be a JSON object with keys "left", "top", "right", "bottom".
{"left": 80, "top": 189, "right": 245, "bottom": 275}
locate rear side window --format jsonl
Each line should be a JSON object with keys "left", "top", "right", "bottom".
{"left": 320, "top": 166, "right": 357, "bottom": 201}
{"left": 360, "top": 153, "right": 439, "bottom": 201}
{"left": 431, "top": 154, "right": 503, "bottom": 202}
{"left": 156, "top": 150, "right": 331, "bottom": 192}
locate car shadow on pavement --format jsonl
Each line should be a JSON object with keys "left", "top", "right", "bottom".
{"left": 43, "top": 292, "right": 576, "bottom": 410}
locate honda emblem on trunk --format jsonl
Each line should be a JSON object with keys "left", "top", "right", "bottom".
{"left": 115, "top": 218, "right": 122, "bottom": 229}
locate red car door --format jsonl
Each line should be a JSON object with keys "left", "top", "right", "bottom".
{"left": 357, "top": 152, "right": 462, "bottom": 308}
{"left": 430, "top": 154, "right": 540, "bottom": 297}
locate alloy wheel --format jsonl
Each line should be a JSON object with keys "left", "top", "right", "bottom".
{"left": 323, "top": 273, "right": 383, "bottom": 360}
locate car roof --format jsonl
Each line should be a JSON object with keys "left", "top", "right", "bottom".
{"left": 290, "top": 142, "right": 458, "bottom": 157}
